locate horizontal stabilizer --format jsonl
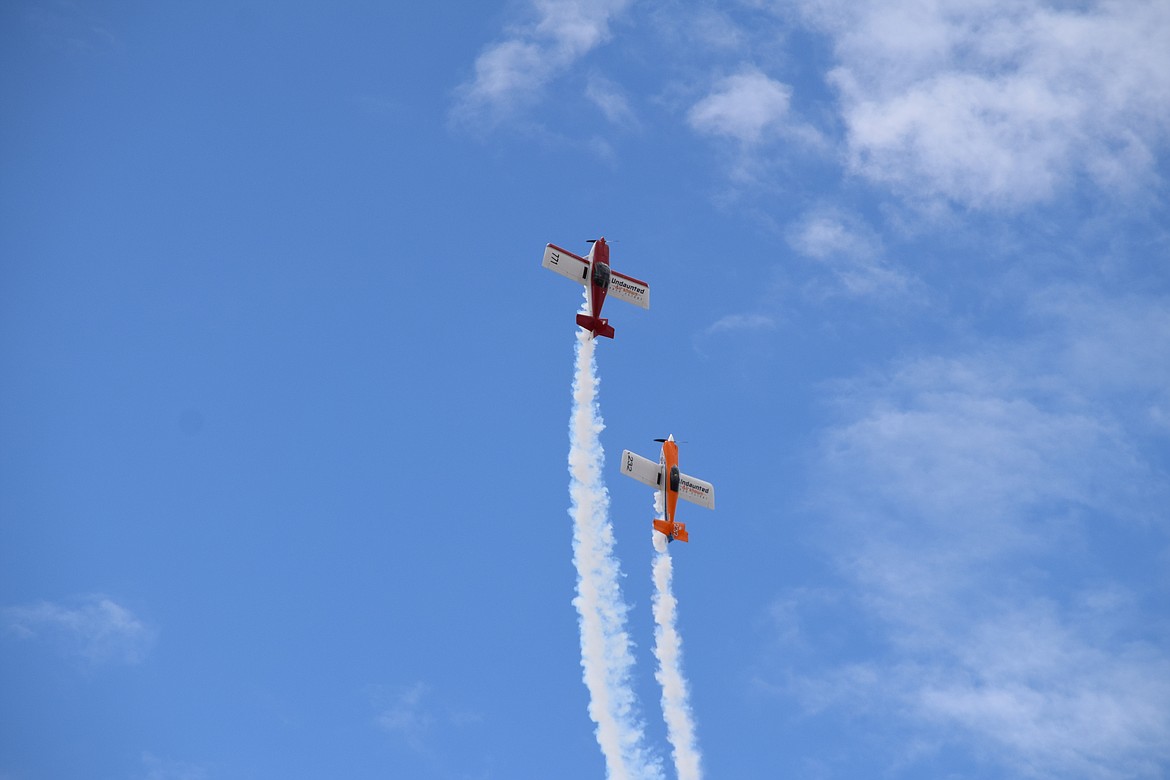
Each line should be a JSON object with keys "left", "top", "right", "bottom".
{"left": 576, "top": 313, "right": 615, "bottom": 339}
{"left": 654, "top": 519, "right": 689, "bottom": 543}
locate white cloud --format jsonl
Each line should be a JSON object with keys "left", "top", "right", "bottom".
{"left": 25, "top": 1, "right": 121, "bottom": 54}
{"left": 1027, "top": 286, "right": 1170, "bottom": 424}
{"left": 916, "top": 606, "right": 1170, "bottom": 779}
{"left": 141, "top": 753, "right": 209, "bottom": 780}
{"left": 793, "top": 0, "right": 1170, "bottom": 208}
{"left": 681, "top": 7, "right": 747, "bottom": 52}
{"left": 704, "top": 313, "right": 775, "bottom": 334}
{"left": 788, "top": 212, "right": 872, "bottom": 260}
{"left": 452, "top": 0, "right": 633, "bottom": 124}
{"left": 687, "top": 69, "right": 793, "bottom": 144}
{"left": 460, "top": 40, "right": 547, "bottom": 112}
{"left": 779, "top": 286, "right": 1170, "bottom": 776}
{"left": 585, "top": 73, "right": 639, "bottom": 127}
{"left": 3, "top": 595, "right": 156, "bottom": 665}
{"left": 824, "top": 360, "right": 1135, "bottom": 522}
{"left": 694, "top": 313, "right": 778, "bottom": 358}
{"left": 376, "top": 681, "right": 434, "bottom": 751}
{"left": 373, "top": 680, "right": 485, "bottom": 761}
{"left": 793, "top": 601, "right": 1170, "bottom": 779}
{"left": 645, "top": 4, "right": 747, "bottom": 54}
{"left": 786, "top": 209, "right": 914, "bottom": 298}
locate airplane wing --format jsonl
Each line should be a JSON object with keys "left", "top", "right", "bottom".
{"left": 607, "top": 269, "right": 650, "bottom": 309}
{"left": 678, "top": 472, "right": 715, "bottom": 510}
{"left": 620, "top": 450, "right": 661, "bottom": 488}
{"left": 542, "top": 244, "right": 589, "bottom": 285}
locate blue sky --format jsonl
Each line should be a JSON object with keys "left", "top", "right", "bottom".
{"left": 2, "top": 1, "right": 1169, "bottom": 778}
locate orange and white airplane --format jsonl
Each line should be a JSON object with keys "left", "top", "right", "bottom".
{"left": 619, "top": 435, "right": 715, "bottom": 543}
{"left": 542, "top": 237, "right": 649, "bottom": 339}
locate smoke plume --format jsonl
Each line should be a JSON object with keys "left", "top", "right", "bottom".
{"left": 652, "top": 492, "right": 702, "bottom": 780}
{"left": 568, "top": 325, "right": 662, "bottom": 780}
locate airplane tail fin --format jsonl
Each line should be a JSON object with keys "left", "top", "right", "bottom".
{"left": 576, "top": 313, "right": 615, "bottom": 339}
{"left": 653, "top": 519, "right": 689, "bottom": 543}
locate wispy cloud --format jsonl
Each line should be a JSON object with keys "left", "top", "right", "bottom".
{"left": 141, "top": 753, "right": 209, "bottom": 780}
{"left": 371, "top": 680, "right": 487, "bottom": 778}
{"left": 791, "top": 0, "right": 1170, "bottom": 208}
{"left": 452, "top": 0, "right": 633, "bottom": 126}
{"left": 693, "top": 313, "right": 778, "bottom": 360}
{"left": 375, "top": 682, "right": 435, "bottom": 751}
{"left": 818, "top": 350, "right": 1158, "bottom": 565}
{"left": 687, "top": 68, "right": 790, "bottom": 145}
{"left": 1026, "top": 285, "right": 1170, "bottom": 429}
{"left": 914, "top": 603, "right": 1170, "bottom": 779}
{"left": 687, "top": 68, "right": 794, "bottom": 145}
{"left": 586, "top": 73, "right": 639, "bottom": 127}
{"left": 3, "top": 595, "right": 156, "bottom": 665}
{"left": 684, "top": 64, "right": 828, "bottom": 186}
{"left": 786, "top": 596, "right": 1170, "bottom": 779}
{"left": 703, "top": 313, "right": 775, "bottom": 335}
{"left": 24, "top": 1, "right": 121, "bottom": 55}
{"left": 452, "top": 0, "right": 1169, "bottom": 204}
{"left": 786, "top": 208, "right": 914, "bottom": 298}
{"left": 774, "top": 288, "right": 1170, "bottom": 773}
{"left": 656, "top": 6, "right": 746, "bottom": 53}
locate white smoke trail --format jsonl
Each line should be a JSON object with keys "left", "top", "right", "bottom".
{"left": 652, "top": 492, "right": 702, "bottom": 780}
{"left": 568, "top": 325, "right": 662, "bottom": 780}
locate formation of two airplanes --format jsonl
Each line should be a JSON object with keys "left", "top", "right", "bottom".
{"left": 543, "top": 238, "right": 715, "bottom": 543}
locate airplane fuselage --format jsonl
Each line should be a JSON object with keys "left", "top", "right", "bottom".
{"left": 577, "top": 238, "right": 614, "bottom": 339}
{"left": 652, "top": 435, "right": 690, "bottom": 542}
{"left": 660, "top": 436, "right": 680, "bottom": 526}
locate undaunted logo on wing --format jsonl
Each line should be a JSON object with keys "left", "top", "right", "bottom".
{"left": 613, "top": 278, "right": 639, "bottom": 292}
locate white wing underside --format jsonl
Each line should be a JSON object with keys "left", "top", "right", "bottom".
{"left": 678, "top": 472, "right": 715, "bottom": 510}
{"left": 607, "top": 270, "right": 650, "bottom": 309}
{"left": 542, "top": 244, "right": 589, "bottom": 284}
{"left": 620, "top": 450, "right": 661, "bottom": 488}
{"left": 542, "top": 244, "right": 650, "bottom": 309}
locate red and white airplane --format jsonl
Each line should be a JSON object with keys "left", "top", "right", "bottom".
{"left": 542, "top": 237, "right": 649, "bottom": 339}
{"left": 620, "top": 435, "right": 715, "bottom": 543}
